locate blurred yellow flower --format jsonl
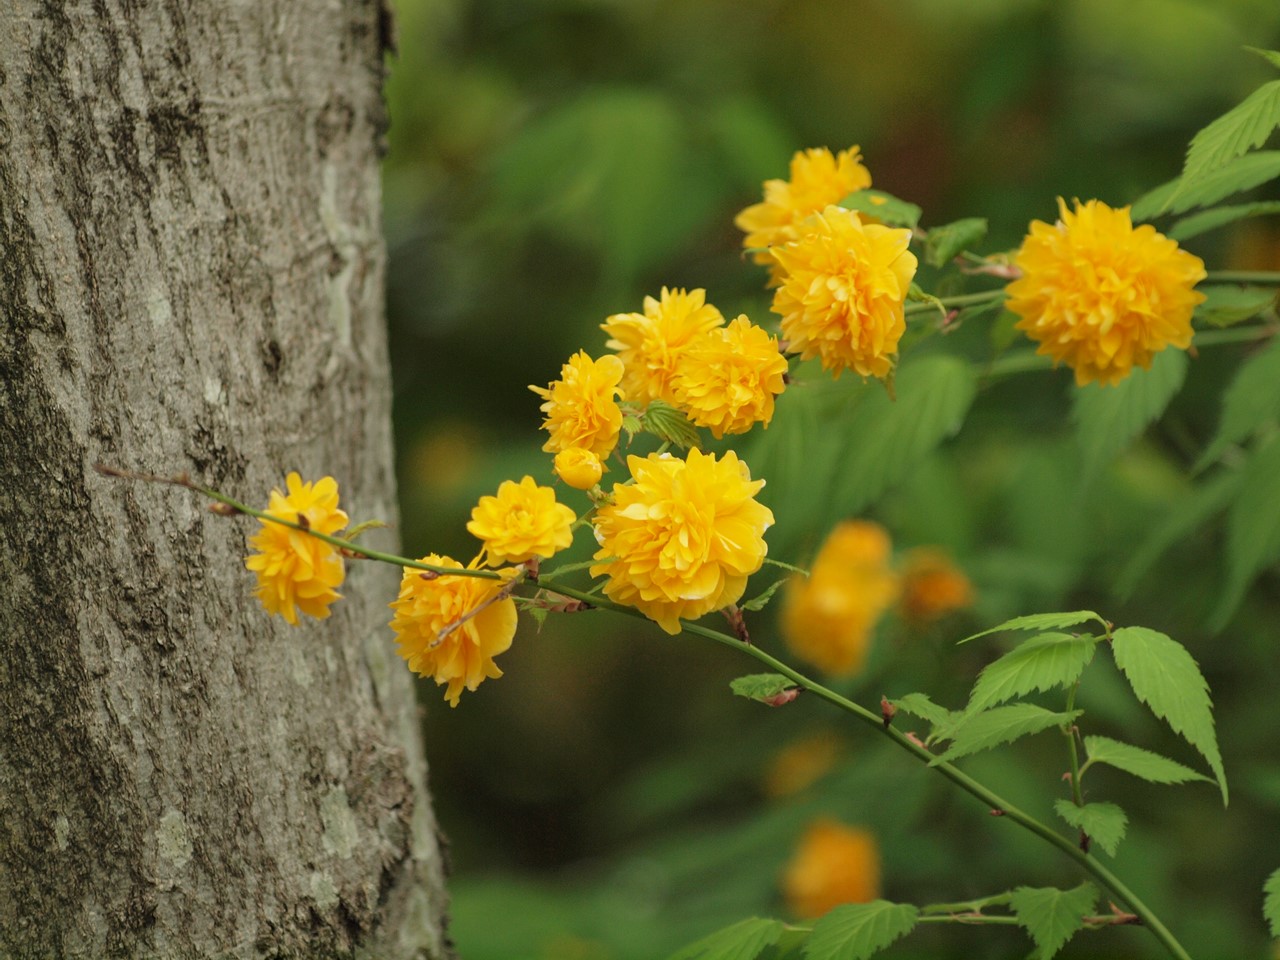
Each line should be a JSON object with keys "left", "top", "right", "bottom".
{"left": 530, "top": 351, "right": 626, "bottom": 458}
{"left": 898, "top": 547, "right": 973, "bottom": 625}
{"left": 672, "top": 316, "right": 789, "bottom": 439}
{"left": 782, "top": 819, "right": 881, "bottom": 919}
{"left": 554, "top": 446, "right": 604, "bottom": 490}
{"left": 736, "top": 146, "right": 873, "bottom": 282}
{"left": 763, "top": 731, "right": 841, "bottom": 798}
{"left": 601, "top": 287, "right": 725, "bottom": 404}
{"left": 771, "top": 207, "right": 917, "bottom": 380}
{"left": 389, "top": 555, "right": 517, "bottom": 708}
{"left": 590, "top": 449, "right": 773, "bottom": 634}
{"left": 467, "top": 475, "right": 576, "bottom": 566}
{"left": 781, "top": 520, "right": 899, "bottom": 677}
{"left": 244, "top": 472, "right": 349, "bottom": 625}
{"left": 1006, "top": 198, "right": 1207, "bottom": 386}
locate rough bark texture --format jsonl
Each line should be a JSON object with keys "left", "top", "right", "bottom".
{"left": 0, "top": 3, "right": 451, "bottom": 957}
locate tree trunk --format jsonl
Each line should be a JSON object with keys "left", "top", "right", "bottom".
{"left": 0, "top": 3, "right": 451, "bottom": 957}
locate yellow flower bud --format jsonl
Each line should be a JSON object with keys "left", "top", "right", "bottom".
{"left": 554, "top": 447, "right": 604, "bottom": 490}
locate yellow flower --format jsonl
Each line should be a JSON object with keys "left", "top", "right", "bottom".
{"left": 1006, "top": 198, "right": 1207, "bottom": 386}
{"left": 771, "top": 206, "right": 917, "bottom": 380}
{"left": 782, "top": 819, "right": 881, "bottom": 920}
{"left": 781, "top": 520, "right": 900, "bottom": 677}
{"left": 601, "top": 287, "right": 725, "bottom": 404}
{"left": 736, "top": 147, "right": 873, "bottom": 280}
{"left": 244, "top": 472, "right": 349, "bottom": 624}
{"left": 672, "top": 316, "right": 789, "bottom": 439}
{"left": 530, "top": 351, "right": 626, "bottom": 458}
{"left": 763, "top": 732, "right": 841, "bottom": 798}
{"left": 554, "top": 446, "right": 604, "bottom": 490}
{"left": 467, "top": 475, "right": 576, "bottom": 566}
{"left": 389, "top": 555, "right": 518, "bottom": 708}
{"left": 898, "top": 547, "right": 973, "bottom": 625}
{"left": 590, "top": 449, "right": 774, "bottom": 635}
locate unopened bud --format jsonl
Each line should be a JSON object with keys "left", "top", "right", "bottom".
{"left": 208, "top": 502, "right": 240, "bottom": 516}
{"left": 880, "top": 697, "right": 897, "bottom": 729}
{"left": 762, "top": 688, "right": 800, "bottom": 708}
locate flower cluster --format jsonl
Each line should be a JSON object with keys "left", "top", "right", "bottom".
{"left": 1007, "top": 198, "right": 1207, "bottom": 386}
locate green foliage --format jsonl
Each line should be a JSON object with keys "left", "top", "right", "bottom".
{"left": 1072, "top": 350, "right": 1188, "bottom": 482}
{"left": 1110, "top": 627, "right": 1227, "bottom": 802}
{"left": 1009, "top": 883, "right": 1098, "bottom": 959}
{"left": 840, "top": 190, "right": 922, "bottom": 229}
{"left": 642, "top": 400, "right": 703, "bottom": 450}
{"left": 730, "top": 674, "right": 796, "bottom": 703}
{"left": 1193, "top": 284, "right": 1279, "bottom": 327}
{"left": 924, "top": 218, "right": 989, "bottom": 268}
{"left": 804, "top": 901, "right": 919, "bottom": 960}
{"left": 960, "top": 611, "right": 1106, "bottom": 645}
{"left": 967, "top": 633, "right": 1099, "bottom": 712}
{"left": 891, "top": 693, "right": 961, "bottom": 734}
{"left": 1083, "top": 735, "right": 1213, "bottom": 785}
{"left": 665, "top": 917, "right": 785, "bottom": 960}
{"left": 1052, "top": 801, "right": 1128, "bottom": 856}
{"left": 1217, "top": 435, "right": 1280, "bottom": 628}
{"left": 1196, "top": 337, "right": 1280, "bottom": 470}
{"left": 1181, "top": 76, "right": 1280, "bottom": 185}
{"left": 1170, "top": 201, "right": 1280, "bottom": 240}
{"left": 1264, "top": 868, "right": 1280, "bottom": 937}
{"left": 741, "top": 577, "right": 789, "bottom": 612}
{"left": 931, "top": 704, "right": 1082, "bottom": 765}
{"left": 1132, "top": 151, "right": 1280, "bottom": 219}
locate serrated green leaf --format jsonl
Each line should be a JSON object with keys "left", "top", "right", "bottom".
{"left": 741, "top": 577, "right": 789, "bottom": 612}
{"left": 642, "top": 400, "right": 703, "bottom": 450}
{"left": 666, "top": 917, "right": 786, "bottom": 960}
{"left": 841, "top": 189, "right": 922, "bottom": 229}
{"left": 924, "top": 217, "right": 988, "bottom": 268}
{"left": 930, "top": 704, "right": 1082, "bottom": 765}
{"left": 1110, "top": 626, "right": 1227, "bottom": 803}
{"left": 1115, "top": 472, "right": 1242, "bottom": 598}
{"left": 1196, "top": 338, "right": 1280, "bottom": 470}
{"left": 1053, "top": 800, "right": 1128, "bottom": 857}
{"left": 1132, "top": 152, "right": 1280, "bottom": 220}
{"left": 959, "top": 611, "right": 1105, "bottom": 645}
{"left": 764, "top": 557, "right": 811, "bottom": 576}
{"left": 524, "top": 604, "right": 549, "bottom": 631}
{"left": 832, "top": 356, "right": 976, "bottom": 515}
{"left": 1264, "top": 868, "right": 1280, "bottom": 937}
{"left": 1194, "top": 284, "right": 1279, "bottom": 328}
{"left": 804, "top": 901, "right": 919, "bottom": 960}
{"left": 1170, "top": 201, "right": 1280, "bottom": 240}
{"left": 968, "top": 633, "right": 1099, "bottom": 712}
{"left": 1181, "top": 79, "right": 1280, "bottom": 185}
{"left": 1083, "top": 735, "right": 1213, "bottom": 785}
{"left": 1215, "top": 435, "right": 1280, "bottom": 629}
{"left": 730, "top": 674, "right": 796, "bottom": 703}
{"left": 1010, "top": 883, "right": 1098, "bottom": 959}
{"left": 1072, "top": 350, "right": 1187, "bottom": 482}
{"left": 891, "top": 693, "right": 960, "bottom": 733}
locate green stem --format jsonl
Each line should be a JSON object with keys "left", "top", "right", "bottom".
{"left": 1065, "top": 683, "right": 1086, "bottom": 809}
{"left": 1193, "top": 324, "right": 1277, "bottom": 347}
{"left": 1205, "top": 271, "right": 1280, "bottom": 285}
{"left": 917, "top": 915, "right": 1021, "bottom": 926}
{"left": 905, "top": 289, "right": 1005, "bottom": 316}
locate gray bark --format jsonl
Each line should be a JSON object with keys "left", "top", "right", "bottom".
{"left": 0, "top": 2, "right": 451, "bottom": 957}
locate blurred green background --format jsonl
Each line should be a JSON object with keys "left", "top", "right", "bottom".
{"left": 381, "top": 2, "right": 1280, "bottom": 957}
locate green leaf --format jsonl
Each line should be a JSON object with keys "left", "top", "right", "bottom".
{"left": 1132, "top": 151, "right": 1280, "bottom": 220}
{"left": 1083, "top": 735, "right": 1213, "bottom": 785}
{"left": 930, "top": 704, "right": 1082, "bottom": 765}
{"left": 832, "top": 356, "right": 976, "bottom": 515}
{"left": 1072, "top": 349, "right": 1187, "bottom": 482}
{"left": 840, "top": 189, "right": 922, "bottom": 229}
{"left": 1009, "top": 883, "right": 1098, "bottom": 959}
{"left": 924, "top": 217, "right": 988, "bottom": 268}
{"left": 1181, "top": 79, "right": 1280, "bottom": 186}
{"left": 1264, "top": 867, "right": 1280, "bottom": 938}
{"left": 891, "top": 693, "right": 960, "bottom": 733}
{"left": 1053, "top": 800, "right": 1128, "bottom": 857}
{"left": 1194, "top": 284, "right": 1279, "bottom": 328}
{"left": 666, "top": 917, "right": 786, "bottom": 960}
{"left": 1115, "top": 472, "right": 1242, "bottom": 597}
{"left": 741, "top": 577, "right": 789, "bottom": 612}
{"left": 1195, "top": 337, "right": 1280, "bottom": 470}
{"left": 1249, "top": 46, "right": 1280, "bottom": 71}
{"left": 959, "top": 611, "right": 1106, "bottom": 645}
{"left": 1169, "top": 201, "right": 1280, "bottom": 241}
{"left": 763, "top": 557, "right": 810, "bottom": 576}
{"left": 968, "top": 633, "right": 1099, "bottom": 712}
{"left": 730, "top": 674, "right": 796, "bottom": 703}
{"left": 1110, "top": 626, "right": 1227, "bottom": 803}
{"left": 1215, "top": 435, "right": 1280, "bottom": 628}
{"left": 642, "top": 400, "right": 703, "bottom": 450}
{"left": 804, "top": 901, "right": 919, "bottom": 960}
